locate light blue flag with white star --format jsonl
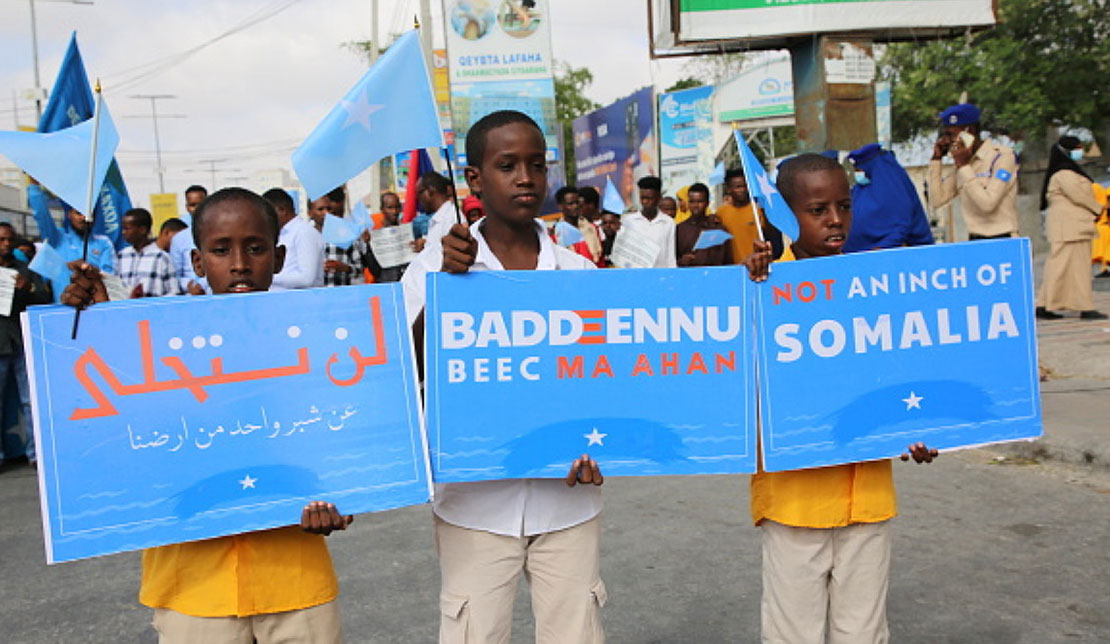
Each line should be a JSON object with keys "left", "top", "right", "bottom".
{"left": 603, "top": 176, "right": 625, "bottom": 214}
{"left": 350, "top": 199, "right": 374, "bottom": 232}
{"left": 0, "top": 99, "right": 119, "bottom": 217}
{"left": 733, "top": 130, "right": 799, "bottom": 241}
{"left": 292, "top": 29, "right": 444, "bottom": 200}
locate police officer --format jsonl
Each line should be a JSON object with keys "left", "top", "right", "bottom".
{"left": 926, "top": 103, "right": 1020, "bottom": 240}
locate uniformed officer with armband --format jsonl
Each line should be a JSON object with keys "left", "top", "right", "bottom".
{"left": 926, "top": 103, "right": 1020, "bottom": 240}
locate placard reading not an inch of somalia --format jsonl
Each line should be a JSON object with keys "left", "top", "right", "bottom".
{"left": 23, "top": 284, "right": 430, "bottom": 564}
{"left": 425, "top": 268, "right": 757, "bottom": 482}
{"left": 757, "top": 239, "right": 1042, "bottom": 472}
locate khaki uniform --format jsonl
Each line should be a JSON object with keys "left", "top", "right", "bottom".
{"left": 927, "top": 140, "right": 1020, "bottom": 238}
{"left": 1038, "top": 169, "right": 1101, "bottom": 312}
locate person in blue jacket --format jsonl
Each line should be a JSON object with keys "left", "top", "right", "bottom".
{"left": 28, "top": 182, "right": 116, "bottom": 300}
{"left": 845, "top": 143, "right": 935, "bottom": 252}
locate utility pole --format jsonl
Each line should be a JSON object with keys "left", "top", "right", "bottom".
{"left": 129, "top": 94, "right": 177, "bottom": 193}
{"left": 369, "top": 0, "right": 380, "bottom": 204}
{"left": 198, "top": 159, "right": 229, "bottom": 191}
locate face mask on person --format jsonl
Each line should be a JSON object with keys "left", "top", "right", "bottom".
{"left": 1070, "top": 149, "right": 1084, "bottom": 162}
{"left": 854, "top": 171, "right": 870, "bottom": 186}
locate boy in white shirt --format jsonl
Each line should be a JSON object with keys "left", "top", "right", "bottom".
{"left": 402, "top": 110, "right": 606, "bottom": 644}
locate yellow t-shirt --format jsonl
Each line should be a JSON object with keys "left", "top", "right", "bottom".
{"left": 139, "top": 526, "right": 338, "bottom": 618}
{"left": 749, "top": 245, "right": 898, "bottom": 528}
{"left": 716, "top": 202, "right": 759, "bottom": 264}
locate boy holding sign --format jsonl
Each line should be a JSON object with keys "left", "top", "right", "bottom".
{"left": 744, "top": 154, "right": 938, "bottom": 643}
{"left": 402, "top": 111, "right": 607, "bottom": 644}
{"left": 62, "top": 188, "right": 352, "bottom": 644}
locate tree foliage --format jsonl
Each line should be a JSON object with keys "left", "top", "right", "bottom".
{"left": 882, "top": 0, "right": 1110, "bottom": 143}
{"left": 554, "top": 61, "right": 600, "bottom": 181}
{"left": 665, "top": 77, "right": 705, "bottom": 93}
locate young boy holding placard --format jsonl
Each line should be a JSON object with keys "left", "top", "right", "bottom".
{"left": 401, "top": 110, "right": 607, "bottom": 644}
{"left": 743, "top": 154, "right": 938, "bottom": 643}
{"left": 62, "top": 188, "right": 352, "bottom": 644}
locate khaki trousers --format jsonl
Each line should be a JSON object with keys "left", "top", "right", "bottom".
{"left": 1038, "top": 239, "right": 1095, "bottom": 312}
{"left": 761, "top": 520, "right": 891, "bottom": 644}
{"left": 152, "top": 600, "right": 342, "bottom": 644}
{"left": 435, "top": 515, "right": 606, "bottom": 644}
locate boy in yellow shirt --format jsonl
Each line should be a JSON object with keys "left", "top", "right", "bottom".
{"left": 62, "top": 188, "right": 353, "bottom": 643}
{"left": 744, "top": 154, "right": 937, "bottom": 643}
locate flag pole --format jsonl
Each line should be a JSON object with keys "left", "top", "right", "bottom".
{"left": 71, "top": 78, "right": 104, "bottom": 339}
{"left": 412, "top": 14, "right": 462, "bottom": 226}
{"left": 733, "top": 123, "right": 766, "bottom": 244}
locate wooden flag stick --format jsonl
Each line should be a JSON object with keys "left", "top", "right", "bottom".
{"left": 71, "top": 79, "right": 104, "bottom": 340}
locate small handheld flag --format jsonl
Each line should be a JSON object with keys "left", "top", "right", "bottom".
{"left": 692, "top": 229, "right": 732, "bottom": 251}
{"left": 292, "top": 29, "right": 444, "bottom": 200}
{"left": 349, "top": 199, "right": 374, "bottom": 232}
{"left": 0, "top": 96, "right": 118, "bottom": 218}
{"left": 322, "top": 214, "right": 361, "bottom": 250}
{"left": 733, "top": 130, "right": 799, "bottom": 242}
{"left": 603, "top": 176, "right": 625, "bottom": 214}
{"left": 553, "top": 221, "right": 584, "bottom": 247}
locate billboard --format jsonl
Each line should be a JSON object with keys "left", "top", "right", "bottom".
{"left": 715, "top": 55, "right": 793, "bottom": 123}
{"left": 651, "top": 0, "right": 997, "bottom": 54}
{"left": 659, "top": 85, "right": 716, "bottom": 195}
{"left": 572, "top": 87, "right": 657, "bottom": 203}
{"left": 442, "top": 0, "right": 559, "bottom": 170}
{"left": 444, "top": 0, "right": 554, "bottom": 82}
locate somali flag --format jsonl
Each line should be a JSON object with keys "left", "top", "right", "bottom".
{"left": 293, "top": 30, "right": 444, "bottom": 200}
{"left": 603, "top": 176, "right": 625, "bottom": 214}
{"left": 37, "top": 33, "right": 131, "bottom": 249}
{"left": 734, "top": 130, "right": 799, "bottom": 241}
{"left": 0, "top": 100, "right": 119, "bottom": 220}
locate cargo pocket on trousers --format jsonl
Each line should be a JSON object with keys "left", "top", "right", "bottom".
{"left": 439, "top": 592, "right": 470, "bottom": 643}
{"left": 588, "top": 579, "right": 608, "bottom": 642}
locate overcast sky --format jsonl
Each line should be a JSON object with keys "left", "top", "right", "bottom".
{"left": 0, "top": 0, "right": 688, "bottom": 208}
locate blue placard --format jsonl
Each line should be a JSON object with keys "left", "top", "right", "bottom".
{"left": 756, "top": 239, "right": 1042, "bottom": 472}
{"left": 23, "top": 285, "right": 430, "bottom": 563}
{"left": 425, "top": 268, "right": 757, "bottom": 481}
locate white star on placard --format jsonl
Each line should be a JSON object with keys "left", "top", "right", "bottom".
{"left": 584, "top": 428, "right": 607, "bottom": 447}
{"left": 756, "top": 171, "right": 779, "bottom": 198}
{"left": 239, "top": 475, "right": 257, "bottom": 490}
{"left": 902, "top": 391, "right": 924, "bottom": 411}
{"left": 340, "top": 89, "right": 384, "bottom": 132}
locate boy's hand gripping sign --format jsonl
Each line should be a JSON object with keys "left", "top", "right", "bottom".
{"left": 24, "top": 284, "right": 430, "bottom": 563}
{"left": 424, "top": 267, "right": 759, "bottom": 482}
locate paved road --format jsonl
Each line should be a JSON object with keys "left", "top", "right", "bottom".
{"left": 2, "top": 446, "right": 1108, "bottom": 643}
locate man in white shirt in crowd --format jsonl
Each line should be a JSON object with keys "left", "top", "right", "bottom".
{"left": 418, "top": 171, "right": 459, "bottom": 247}
{"left": 169, "top": 184, "right": 208, "bottom": 294}
{"left": 116, "top": 208, "right": 181, "bottom": 297}
{"left": 265, "top": 188, "right": 324, "bottom": 290}
{"left": 621, "top": 175, "right": 676, "bottom": 267}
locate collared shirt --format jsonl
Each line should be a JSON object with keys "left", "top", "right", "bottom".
{"left": 675, "top": 214, "right": 734, "bottom": 267}
{"left": 117, "top": 242, "right": 182, "bottom": 297}
{"left": 272, "top": 216, "right": 325, "bottom": 291}
{"left": 749, "top": 245, "right": 897, "bottom": 528}
{"left": 402, "top": 218, "right": 603, "bottom": 537}
{"left": 927, "top": 139, "right": 1020, "bottom": 238}
{"left": 323, "top": 240, "right": 367, "bottom": 287}
{"left": 716, "top": 202, "right": 760, "bottom": 263}
{"left": 139, "top": 526, "right": 338, "bottom": 618}
{"left": 168, "top": 230, "right": 207, "bottom": 293}
{"left": 621, "top": 211, "right": 677, "bottom": 268}
{"left": 424, "top": 200, "right": 461, "bottom": 247}
{"left": 26, "top": 182, "right": 117, "bottom": 278}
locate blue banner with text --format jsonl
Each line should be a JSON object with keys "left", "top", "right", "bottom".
{"left": 425, "top": 268, "right": 757, "bottom": 481}
{"left": 756, "top": 239, "right": 1042, "bottom": 472}
{"left": 24, "top": 285, "right": 430, "bottom": 563}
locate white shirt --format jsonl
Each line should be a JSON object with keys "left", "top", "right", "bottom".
{"left": 423, "top": 199, "right": 462, "bottom": 248}
{"left": 402, "top": 218, "right": 603, "bottom": 537}
{"left": 168, "top": 229, "right": 207, "bottom": 292}
{"left": 622, "top": 211, "right": 677, "bottom": 268}
{"left": 272, "top": 216, "right": 325, "bottom": 290}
